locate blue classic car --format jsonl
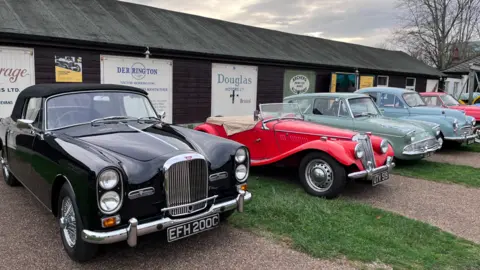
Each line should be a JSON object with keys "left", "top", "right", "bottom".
{"left": 356, "top": 87, "right": 477, "bottom": 147}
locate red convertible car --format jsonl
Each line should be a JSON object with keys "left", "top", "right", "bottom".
{"left": 420, "top": 92, "right": 480, "bottom": 123}
{"left": 194, "top": 103, "right": 395, "bottom": 199}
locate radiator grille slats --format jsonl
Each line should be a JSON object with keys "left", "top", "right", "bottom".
{"left": 165, "top": 158, "right": 208, "bottom": 217}
{"left": 358, "top": 136, "right": 376, "bottom": 169}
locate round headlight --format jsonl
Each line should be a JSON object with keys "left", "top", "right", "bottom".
{"left": 472, "top": 119, "right": 476, "bottom": 126}
{"left": 235, "top": 148, "right": 247, "bottom": 163}
{"left": 99, "top": 191, "right": 120, "bottom": 213}
{"left": 380, "top": 140, "right": 388, "bottom": 154}
{"left": 98, "top": 169, "right": 119, "bottom": 190}
{"left": 235, "top": 164, "right": 248, "bottom": 182}
{"left": 354, "top": 144, "right": 364, "bottom": 159}
{"left": 453, "top": 119, "right": 459, "bottom": 130}
{"left": 436, "top": 130, "right": 441, "bottom": 136}
{"left": 410, "top": 136, "right": 415, "bottom": 142}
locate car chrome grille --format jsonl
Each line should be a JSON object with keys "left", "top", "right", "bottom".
{"left": 357, "top": 135, "right": 376, "bottom": 170}
{"left": 164, "top": 154, "right": 208, "bottom": 217}
{"left": 404, "top": 137, "right": 439, "bottom": 152}
{"left": 459, "top": 126, "right": 474, "bottom": 135}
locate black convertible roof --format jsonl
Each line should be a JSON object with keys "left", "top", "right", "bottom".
{"left": 11, "top": 83, "right": 147, "bottom": 121}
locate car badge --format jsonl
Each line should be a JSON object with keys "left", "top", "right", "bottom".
{"left": 185, "top": 156, "right": 193, "bottom": 160}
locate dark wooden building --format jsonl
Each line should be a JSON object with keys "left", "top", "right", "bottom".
{"left": 0, "top": 0, "right": 444, "bottom": 124}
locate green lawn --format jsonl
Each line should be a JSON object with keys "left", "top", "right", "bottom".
{"left": 229, "top": 177, "right": 480, "bottom": 270}
{"left": 393, "top": 160, "right": 480, "bottom": 188}
{"left": 457, "top": 143, "right": 480, "bottom": 153}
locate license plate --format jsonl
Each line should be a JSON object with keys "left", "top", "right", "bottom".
{"left": 424, "top": 151, "right": 433, "bottom": 158}
{"left": 167, "top": 214, "right": 220, "bottom": 242}
{"left": 467, "top": 138, "right": 475, "bottom": 145}
{"left": 372, "top": 170, "right": 389, "bottom": 186}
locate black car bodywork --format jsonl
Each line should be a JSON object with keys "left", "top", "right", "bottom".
{"left": 0, "top": 84, "right": 251, "bottom": 262}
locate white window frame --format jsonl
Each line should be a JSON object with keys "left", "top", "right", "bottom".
{"left": 377, "top": 75, "right": 389, "bottom": 87}
{"left": 406, "top": 77, "right": 416, "bottom": 90}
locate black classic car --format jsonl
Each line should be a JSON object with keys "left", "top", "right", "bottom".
{"left": 0, "top": 84, "right": 251, "bottom": 262}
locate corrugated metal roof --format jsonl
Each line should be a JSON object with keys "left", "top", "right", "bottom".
{"left": 0, "top": 0, "right": 444, "bottom": 77}
{"left": 443, "top": 55, "right": 480, "bottom": 74}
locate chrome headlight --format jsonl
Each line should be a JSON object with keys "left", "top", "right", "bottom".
{"left": 99, "top": 191, "right": 121, "bottom": 213}
{"left": 380, "top": 140, "right": 388, "bottom": 154}
{"left": 235, "top": 148, "right": 247, "bottom": 163}
{"left": 436, "top": 130, "right": 441, "bottom": 136}
{"left": 235, "top": 164, "right": 248, "bottom": 182}
{"left": 453, "top": 119, "right": 458, "bottom": 130}
{"left": 98, "top": 169, "right": 119, "bottom": 190}
{"left": 354, "top": 143, "right": 364, "bottom": 159}
{"left": 472, "top": 119, "right": 476, "bottom": 126}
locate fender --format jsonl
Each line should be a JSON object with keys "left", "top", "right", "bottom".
{"left": 194, "top": 123, "right": 224, "bottom": 137}
{"left": 251, "top": 139, "right": 358, "bottom": 167}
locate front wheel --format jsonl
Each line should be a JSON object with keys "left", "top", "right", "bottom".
{"left": 1, "top": 155, "right": 19, "bottom": 186}
{"left": 58, "top": 182, "right": 98, "bottom": 262}
{"left": 298, "top": 152, "right": 347, "bottom": 199}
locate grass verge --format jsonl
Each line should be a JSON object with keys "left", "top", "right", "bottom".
{"left": 454, "top": 143, "right": 480, "bottom": 153}
{"left": 229, "top": 177, "right": 480, "bottom": 270}
{"left": 393, "top": 160, "right": 480, "bottom": 188}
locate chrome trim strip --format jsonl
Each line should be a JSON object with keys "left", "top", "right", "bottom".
{"left": 274, "top": 129, "right": 352, "bottom": 140}
{"left": 161, "top": 195, "right": 218, "bottom": 212}
{"left": 82, "top": 191, "right": 252, "bottom": 246}
{"left": 126, "top": 124, "right": 178, "bottom": 150}
{"left": 444, "top": 134, "right": 477, "bottom": 141}
{"left": 128, "top": 187, "right": 155, "bottom": 200}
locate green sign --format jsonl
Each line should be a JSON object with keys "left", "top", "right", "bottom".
{"left": 283, "top": 70, "right": 316, "bottom": 97}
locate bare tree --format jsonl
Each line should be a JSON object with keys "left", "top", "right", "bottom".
{"left": 392, "top": 0, "right": 480, "bottom": 69}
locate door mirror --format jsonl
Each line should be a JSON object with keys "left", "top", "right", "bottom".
{"left": 17, "top": 119, "right": 34, "bottom": 129}
{"left": 253, "top": 110, "right": 259, "bottom": 121}
{"left": 158, "top": 111, "right": 166, "bottom": 120}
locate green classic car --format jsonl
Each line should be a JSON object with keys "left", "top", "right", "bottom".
{"left": 284, "top": 93, "right": 443, "bottom": 161}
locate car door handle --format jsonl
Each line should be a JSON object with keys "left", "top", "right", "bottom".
{"left": 255, "top": 138, "right": 261, "bottom": 142}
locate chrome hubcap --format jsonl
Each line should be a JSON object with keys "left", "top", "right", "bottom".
{"left": 305, "top": 159, "right": 334, "bottom": 192}
{"left": 60, "top": 197, "right": 77, "bottom": 248}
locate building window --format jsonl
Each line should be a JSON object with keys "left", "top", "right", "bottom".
{"left": 406, "top": 77, "right": 416, "bottom": 90}
{"left": 377, "top": 76, "right": 389, "bottom": 86}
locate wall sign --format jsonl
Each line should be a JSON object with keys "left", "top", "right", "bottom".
{"left": 55, "top": 56, "right": 82, "bottom": 82}
{"left": 359, "top": 76, "right": 374, "bottom": 89}
{"left": 283, "top": 70, "right": 316, "bottom": 97}
{"left": 211, "top": 63, "right": 258, "bottom": 116}
{"left": 426, "top": 79, "right": 439, "bottom": 92}
{"left": 100, "top": 55, "right": 173, "bottom": 123}
{"left": 0, "top": 46, "right": 35, "bottom": 118}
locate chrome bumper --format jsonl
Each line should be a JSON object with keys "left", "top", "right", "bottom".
{"left": 348, "top": 156, "right": 395, "bottom": 180}
{"left": 444, "top": 133, "right": 477, "bottom": 142}
{"left": 82, "top": 191, "right": 252, "bottom": 246}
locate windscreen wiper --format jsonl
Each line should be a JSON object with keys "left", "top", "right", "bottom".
{"left": 90, "top": 116, "right": 138, "bottom": 126}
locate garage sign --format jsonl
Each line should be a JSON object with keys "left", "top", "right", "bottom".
{"left": 211, "top": 63, "right": 258, "bottom": 116}
{"left": 100, "top": 55, "right": 173, "bottom": 123}
{"left": 283, "top": 70, "right": 316, "bottom": 97}
{"left": 0, "top": 46, "right": 35, "bottom": 118}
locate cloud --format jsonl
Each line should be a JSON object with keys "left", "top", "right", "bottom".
{"left": 122, "top": 0, "right": 399, "bottom": 47}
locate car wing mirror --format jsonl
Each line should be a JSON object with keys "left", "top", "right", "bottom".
{"left": 158, "top": 111, "right": 166, "bottom": 120}
{"left": 17, "top": 119, "right": 34, "bottom": 129}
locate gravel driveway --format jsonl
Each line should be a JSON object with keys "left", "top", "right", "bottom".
{"left": 343, "top": 175, "right": 480, "bottom": 244}
{"left": 426, "top": 150, "right": 480, "bottom": 168}
{"left": 0, "top": 179, "right": 355, "bottom": 270}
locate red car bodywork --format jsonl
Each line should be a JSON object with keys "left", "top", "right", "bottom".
{"left": 420, "top": 92, "right": 480, "bottom": 121}
{"left": 195, "top": 117, "right": 394, "bottom": 175}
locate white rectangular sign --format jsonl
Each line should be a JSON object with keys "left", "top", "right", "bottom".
{"left": 0, "top": 46, "right": 35, "bottom": 118}
{"left": 100, "top": 55, "right": 173, "bottom": 123}
{"left": 426, "top": 79, "right": 439, "bottom": 92}
{"left": 211, "top": 63, "right": 258, "bottom": 116}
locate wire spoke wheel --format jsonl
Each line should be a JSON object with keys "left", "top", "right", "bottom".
{"left": 60, "top": 197, "right": 77, "bottom": 248}
{"left": 304, "top": 159, "right": 334, "bottom": 192}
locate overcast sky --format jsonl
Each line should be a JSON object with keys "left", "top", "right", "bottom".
{"left": 124, "top": 0, "right": 399, "bottom": 47}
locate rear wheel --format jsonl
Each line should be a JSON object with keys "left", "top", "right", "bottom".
{"left": 58, "top": 182, "right": 98, "bottom": 262}
{"left": 298, "top": 152, "right": 346, "bottom": 199}
{"left": 1, "top": 155, "right": 19, "bottom": 186}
